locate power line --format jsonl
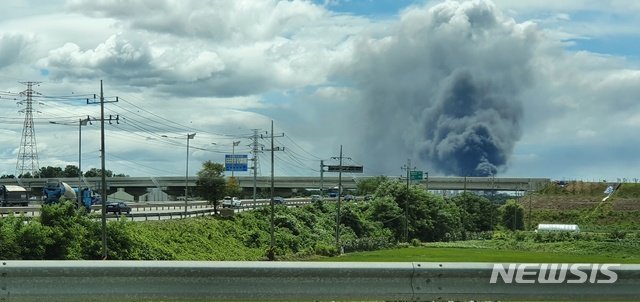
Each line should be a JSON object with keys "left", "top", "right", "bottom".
{"left": 282, "top": 134, "right": 323, "bottom": 160}
{"left": 105, "top": 152, "right": 178, "bottom": 176}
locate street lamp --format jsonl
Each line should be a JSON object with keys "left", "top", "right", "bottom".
{"left": 50, "top": 118, "right": 91, "bottom": 209}
{"left": 162, "top": 133, "right": 196, "bottom": 217}
{"left": 231, "top": 141, "right": 241, "bottom": 178}
{"left": 185, "top": 133, "right": 196, "bottom": 217}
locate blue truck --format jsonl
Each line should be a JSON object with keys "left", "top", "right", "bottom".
{"left": 74, "top": 187, "right": 99, "bottom": 212}
{"left": 327, "top": 186, "right": 340, "bottom": 198}
{"left": 43, "top": 179, "right": 95, "bottom": 212}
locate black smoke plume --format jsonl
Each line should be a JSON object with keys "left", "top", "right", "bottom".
{"left": 418, "top": 70, "right": 523, "bottom": 176}
{"left": 345, "top": 0, "right": 536, "bottom": 176}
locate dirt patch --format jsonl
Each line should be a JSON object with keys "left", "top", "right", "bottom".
{"left": 524, "top": 182, "right": 640, "bottom": 211}
{"left": 517, "top": 195, "right": 640, "bottom": 211}
{"left": 612, "top": 199, "right": 640, "bottom": 211}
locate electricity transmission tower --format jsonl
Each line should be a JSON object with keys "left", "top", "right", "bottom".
{"left": 15, "top": 81, "right": 42, "bottom": 177}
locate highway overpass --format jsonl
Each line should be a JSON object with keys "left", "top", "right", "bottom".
{"left": 0, "top": 176, "right": 550, "bottom": 201}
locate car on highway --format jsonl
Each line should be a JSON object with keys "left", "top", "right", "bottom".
{"left": 222, "top": 196, "right": 242, "bottom": 208}
{"left": 310, "top": 194, "right": 323, "bottom": 202}
{"left": 344, "top": 194, "right": 356, "bottom": 202}
{"left": 105, "top": 202, "right": 131, "bottom": 215}
{"left": 273, "top": 196, "right": 286, "bottom": 205}
{"left": 364, "top": 194, "right": 372, "bottom": 201}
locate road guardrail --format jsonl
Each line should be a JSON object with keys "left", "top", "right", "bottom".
{"left": 0, "top": 199, "right": 316, "bottom": 219}
{"left": 1, "top": 261, "right": 639, "bottom": 301}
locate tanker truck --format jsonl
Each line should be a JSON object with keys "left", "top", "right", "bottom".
{"left": 74, "top": 187, "right": 98, "bottom": 212}
{"left": 0, "top": 184, "right": 29, "bottom": 207}
{"left": 42, "top": 179, "right": 76, "bottom": 205}
{"left": 43, "top": 179, "right": 95, "bottom": 212}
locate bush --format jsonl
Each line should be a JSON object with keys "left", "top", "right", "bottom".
{"left": 342, "top": 237, "right": 394, "bottom": 253}
{"left": 514, "top": 231, "right": 527, "bottom": 242}
{"left": 533, "top": 232, "right": 544, "bottom": 243}
{"left": 492, "top": 231, "right": 510, "bottom": 241}
{"left": 609, "top": 230, "right": 627, "bottom": 240}
{"left": 18, "top": 220, "right": 53, "bottom": 260}
{"left": 0, "top": 214, "right": 21, "bottom": 259}
{"left": 565, "top": 232, "right": 578, "bottom": 241}
{"left": 410, "top": 238, "right": 421, "bottom": 247}
{"left": 314, "top": 243, "right": 339, "bottom": 257}
{"left": 396, "top": 242, "right": 411, "bottom": 249}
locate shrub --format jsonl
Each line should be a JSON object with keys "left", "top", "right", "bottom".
{"left": 533, "top": 232, "right": 544, "bottom": 243}
{"left": 342, "top": 236, "right": 394, "bottom": 253}
{"left": 492, "top": 231, "right": 510, "bottom": 241}
{"left": 314, "top": 243, "right": 339, "bottom": 257}
{"left": 609, "top": 230, "right": 627, "bottom": 240}
{"left": 410, "top": 238, "right": 421, "bottom": 247}
{"left": 514, "top": 231, "right": 527, "bottom": 242}
{"left": 0, "top": 214, "right": 21, "bottom": 259}
{"left": 397, "top": 242, "right": 411, "bottom": 249}
{"left": 18, "top": 220, "right": 53, "bottom": 260}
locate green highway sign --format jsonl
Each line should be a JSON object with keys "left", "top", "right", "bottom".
{"left": 410, "top": 171, "right": 423, "bottom": 181}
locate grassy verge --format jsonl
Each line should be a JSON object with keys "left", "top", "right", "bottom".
{"left": 311, "top": 245, "right": 640, "bottom": 263}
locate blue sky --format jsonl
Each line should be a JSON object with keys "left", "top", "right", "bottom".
{"left": 1, "top": 0, "right": 639, "bottom": 183}
{"left": 324, "top": 0, "right": 640, "bottom": 60}
{"left": 315, "top": 0, "right": 419, "bottom": 16}
{"left": 569, "top": 35, "right": 640, "bottom": 59}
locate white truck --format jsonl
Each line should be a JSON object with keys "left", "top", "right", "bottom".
{"left": 221, "top": 196, "right": 241, "bottom": 208}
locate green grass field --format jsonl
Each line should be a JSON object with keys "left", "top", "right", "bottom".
{"left": 305, "top": 246, "right": 640, "bottom": 302}
{"left": 311, "top": 246, "right": 640, "bottom": 264}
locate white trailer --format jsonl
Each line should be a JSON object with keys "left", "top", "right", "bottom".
{"left": 535, "top": 223, "right": 580, "bottom": 233}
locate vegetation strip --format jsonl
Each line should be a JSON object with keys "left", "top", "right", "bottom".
{"left": 0, "top": 175, "right": 638, "bottom": 262}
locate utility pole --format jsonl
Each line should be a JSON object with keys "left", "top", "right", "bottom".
{"left": 262, "top": 121, "right": 284, "bottom": 260}
{"left": 330, "top": 145, "right": 351, "bottom": 251}
{"left": 401, "top": 159, "right": 415, "bottom": 243}
{"left": 320, "top": 160, "right": 324, "bottom": 196}
{"left": 86, "top": 80, "right": 118, "bottom": 260}
{"left": 425, "top": 171, "right": 429, "bottom": 191}
{"left": 513, "top": 206, "right": 517, "bottom": 231}
{"left": 336, "top": 147, "right": 343, "bottom": 249}
{"left": 15, "top": 81, "right": 42, "bottom": 178}
{"left": 250, "top": 129, "right": 261, "bottom": 203}
{"left": 464, "top": 174, "right": 467, "bottom": 193}
{"left": 528, "top": 191, "right": 533, "bottom": 231}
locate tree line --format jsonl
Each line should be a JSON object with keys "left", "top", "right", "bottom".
{"left": 0, "top": 160, "right": 528, "bottom": 260}
{"left": 1, "top": 165, "right": 128, "bottom": 179}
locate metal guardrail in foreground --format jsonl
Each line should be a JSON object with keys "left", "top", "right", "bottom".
{"left": 1, "top": 261, "right": 639, "bottom": 301}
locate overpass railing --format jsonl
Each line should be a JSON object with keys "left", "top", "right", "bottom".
{"left": 1, "top": 261, "right": 638, "bottom": 301}
{"left": 0, "top": 199, "right": 315, "bottom": 218}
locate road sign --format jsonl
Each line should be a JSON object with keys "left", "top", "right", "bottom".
{"left": 225, "top": 154, "right": 248, "bottom": 172}
{"left": 326, "top": 165, "right": 364, "bottom": 173}
{"left": 410, "top": 171, "right": 423, "bottom": 181}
